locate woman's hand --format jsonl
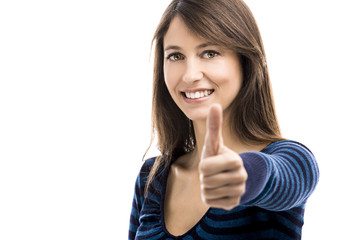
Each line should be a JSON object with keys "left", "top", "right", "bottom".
{"left": 199, "top": 104, "right": 248, "bottom": 211}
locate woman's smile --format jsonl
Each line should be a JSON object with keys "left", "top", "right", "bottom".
{"left": 181, "top": 90, "right": 214, "bottom": 103}
{"left": 183, "top": 89, "right": 214, "bottom": 99}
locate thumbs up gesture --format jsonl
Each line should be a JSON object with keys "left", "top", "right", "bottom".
{"left": 199, "top": 104, "right": 248, "bottom": 211}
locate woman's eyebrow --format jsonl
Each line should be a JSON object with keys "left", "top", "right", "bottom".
{"left": 164, "top": 45, "right": 182, "bottom": 52}
{"left": 164, "top": 42, "right": 219, "bottom": 52}
{"left": 196, "top": 42, "right": 219, "bottom": 49}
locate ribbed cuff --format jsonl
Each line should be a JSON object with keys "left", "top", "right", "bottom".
{"left": 240, "top": 152, "right": 270, "bottom": 205}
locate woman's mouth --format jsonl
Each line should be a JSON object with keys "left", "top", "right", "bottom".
{"left": 182, "top": 89, "right": 214, "bottom": 99}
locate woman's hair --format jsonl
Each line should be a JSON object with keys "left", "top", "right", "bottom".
{"left": 145, "top": 0, "right": 284, "bottom": 194}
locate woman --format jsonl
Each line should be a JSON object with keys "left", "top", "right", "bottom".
{"left": 129, "top": 0, "right": 319, "bottom": 239}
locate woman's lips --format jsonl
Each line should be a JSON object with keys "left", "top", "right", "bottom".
{"left": 181, "top": 89, "right": 214, "bottom": 103}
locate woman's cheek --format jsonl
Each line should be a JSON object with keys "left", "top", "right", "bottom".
{"left": 165, "top": 65, "right": 182, "bottom": 90}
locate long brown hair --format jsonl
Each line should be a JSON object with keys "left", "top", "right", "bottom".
{"left": 145, "top": 0, "right": 284, "bottom": 194}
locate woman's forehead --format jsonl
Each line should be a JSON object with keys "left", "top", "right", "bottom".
{"left": 163, "top": 16, "right": 223, "bottom": 50}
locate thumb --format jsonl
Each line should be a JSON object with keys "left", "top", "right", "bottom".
{"left": 202, "top": 104, "right": 224, "bottom": 159}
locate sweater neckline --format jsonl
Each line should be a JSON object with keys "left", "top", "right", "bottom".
{"left": 159, "top": 156, "right": 211, "bottom": 238}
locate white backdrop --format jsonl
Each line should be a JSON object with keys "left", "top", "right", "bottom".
{"left": 0, "top": 0, "right": 359, "bottom": 239}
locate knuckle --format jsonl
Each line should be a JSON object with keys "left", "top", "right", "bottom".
{"left": 235, "top": 185, "right": 243, "bottom": 194}
{"left": 239, "top": 185, "right": 246, "bottom": 196}
{"left": 233, "top": 170, "right": 247, "bottom": 183}
{"left": 239, "top": 172, "right": 247, "bottom": 182}
{"left": 231, "top": 196, "right": 240, "bottom": 206}
{"left": 228, "top": 158, "right": 242, "bottom": 168}
{"left": 243, "top": 170, "right": 248, "bottom": 181}
{"left": 226, "top": 157, "right": 236, "bottom": 165}
{"left": 228, "top": 197, "right": 240, "bottom": 208}
{"left": 234, "top": 173, "right": 245, "bottom": 183}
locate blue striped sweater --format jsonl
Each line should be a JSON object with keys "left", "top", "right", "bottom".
{"left": 129, "top": 140, "right": 319, "bottom": 240}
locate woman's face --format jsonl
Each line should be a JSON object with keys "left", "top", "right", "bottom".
{"left": 163, "top": 16, "right": 243, "bottom": 122}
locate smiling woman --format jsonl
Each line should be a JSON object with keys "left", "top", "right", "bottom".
{"left": 128, "top": 0, "right": 319, "bottom": 239}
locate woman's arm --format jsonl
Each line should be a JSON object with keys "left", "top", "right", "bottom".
{"left": 240, "top": 140, "right": 319, "bottom": 211}
{"left": 128, "top": 173, "right": 142, "bottom": 240}
{"left": 128, "top": 157, "right": 155, "bottom": 240}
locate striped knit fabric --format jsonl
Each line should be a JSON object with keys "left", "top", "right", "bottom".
{"left": 129, "top": 140, "right": 319, "bottom": 240}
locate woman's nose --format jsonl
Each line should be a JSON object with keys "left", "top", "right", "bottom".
{"left": 182, "top": 59, "right": 204, "bottom": 83}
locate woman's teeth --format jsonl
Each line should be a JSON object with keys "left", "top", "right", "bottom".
{"left": 184, "top": 90, "right": 214, "bottom": 99}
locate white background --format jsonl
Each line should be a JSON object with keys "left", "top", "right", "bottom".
{"left": 0, "top": 0, "right": 359, "bottom": 239}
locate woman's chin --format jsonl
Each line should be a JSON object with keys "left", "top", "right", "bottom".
{"left": 183, "top": 110, "right": 209, "bottom": 123}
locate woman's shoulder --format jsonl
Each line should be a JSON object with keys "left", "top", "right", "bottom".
{"left": 138, "top": 155, "right": 170, "bottom": 178}
{"left": 133, "top": 157, "right": 158, "bottom": 194}
{"left": 137, "top": 157, "right": 158, "bottom": 180}
{"left": 141, "top": 156, "right": 156, "bottom": 170}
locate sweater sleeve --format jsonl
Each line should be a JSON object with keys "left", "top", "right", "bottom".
{"left": 128, "top": 158, "right": 154, "bottom": 240}
{"left": 239, "top": 140, "right": 319, "bottom": 211}
{"left": 128, "top": 172, "right": 143, "bottom": 240}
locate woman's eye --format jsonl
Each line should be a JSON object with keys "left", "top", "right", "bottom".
{"left": 204, "top": 51, "right": 219, "bottom": 59}
{"left": 168, "top": 53, "right": 184, "bottom": 61}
